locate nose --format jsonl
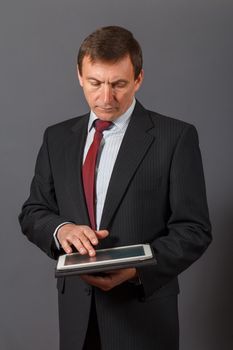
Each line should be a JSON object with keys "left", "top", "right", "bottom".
{"left": 103, "top": 84, "right": 114, "bottom": 104}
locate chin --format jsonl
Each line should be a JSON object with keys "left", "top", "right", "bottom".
{"left": 95, "top": 108, "right": 119, "bottom": 121}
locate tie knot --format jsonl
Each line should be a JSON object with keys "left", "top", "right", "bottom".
{"left": 94, "top": 119, "right": 112, "bottom": 133}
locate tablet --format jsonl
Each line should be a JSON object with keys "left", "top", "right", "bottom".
{"left": 56, "top": 244, "right": 154, "bottom": 274}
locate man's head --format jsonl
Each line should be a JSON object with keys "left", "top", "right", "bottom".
{"left": 77, "top": 26, "right": 143, "bottom": 80}
{"left": 77, "top": 26, "right": 144, "bottom": 121}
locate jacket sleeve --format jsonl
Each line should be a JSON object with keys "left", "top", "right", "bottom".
{"left": 19, "top": 128, "right": 70, "bottom": 259}
{"left": 137, "top": 125, "right": 212, "bottom": 298}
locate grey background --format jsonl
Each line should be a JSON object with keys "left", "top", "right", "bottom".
{"left": 0, "top": 0, "right": 232, "bottom": 349}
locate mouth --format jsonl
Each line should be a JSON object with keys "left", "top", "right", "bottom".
{"left": 96, "top": 106, "right": 117, "bottom": 112}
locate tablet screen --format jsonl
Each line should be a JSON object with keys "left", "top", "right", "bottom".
{"left": 64, "top": 245, "right": 145, "bottom": 266}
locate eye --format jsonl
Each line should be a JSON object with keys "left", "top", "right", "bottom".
{"left": 112, "top": 81, "right": 127, "bottom": 89}
{"left": 89, "top": 80, "right": 101, "bottom": 87}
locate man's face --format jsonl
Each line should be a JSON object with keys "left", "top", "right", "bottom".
{"left": 78, "top": 55, "right": 143, "bottom": 121}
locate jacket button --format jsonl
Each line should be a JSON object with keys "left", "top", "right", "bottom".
{"left": 85, "top": 287, "right": 91, "bottom": 296}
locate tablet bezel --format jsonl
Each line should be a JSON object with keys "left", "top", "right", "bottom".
{"left": 57, "top": 244, "right": 153, "bottom": 271}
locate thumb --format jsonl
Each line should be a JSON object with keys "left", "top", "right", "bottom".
{"left": 95, "top": 230, "right": 109, "bottom": 239}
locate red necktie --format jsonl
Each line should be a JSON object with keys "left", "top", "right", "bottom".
{"left": 82, "top": 119, "right": 112, "bottom": 230}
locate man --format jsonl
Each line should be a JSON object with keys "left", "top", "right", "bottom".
{"left": 19, "top": 26, "right": 212, "bottom": 350}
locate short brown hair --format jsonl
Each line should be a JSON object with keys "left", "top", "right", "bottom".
{"left": 77, "top": 26, "right": 143, "bottom": 79}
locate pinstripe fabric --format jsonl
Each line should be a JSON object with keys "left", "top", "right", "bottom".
{"left": 96, "top": 287, "right": 179, "bottom": 350}
{"left": 19, "top": 100, "right": 211, "bottom": 350}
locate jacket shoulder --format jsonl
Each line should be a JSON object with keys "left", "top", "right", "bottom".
{"left": 47, "top": 114, "right": 87, "bottom": 132}
{"left": 136, "top": 101, "right": 195, "bottom": 133}
{"left": 42, "top": 114, "right": 88, "bottom": 142}
{"left": 144, "top": 108, "right": 198, "bottom": 145}
{"left": 148, "top": 109, "right": 193, "bottom": 131}
{"left": 134, "top": 101, "right": 199, "bottom": 147}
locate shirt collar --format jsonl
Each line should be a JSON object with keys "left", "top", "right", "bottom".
{"left": 88, "top": 98, "right": 136, "bottom": 132}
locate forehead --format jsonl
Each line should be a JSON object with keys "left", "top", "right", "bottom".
{"left": 81, "top": 55, "right": 135, "bottom": 80}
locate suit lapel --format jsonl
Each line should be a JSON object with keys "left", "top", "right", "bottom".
{"left": 100, "top": 102, "right": 155, "bottom": 229}
{"left": 64, "top": 115, "right": 90, "bottom": 224}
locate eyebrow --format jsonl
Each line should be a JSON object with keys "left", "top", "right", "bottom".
{"left": 87, "top": 77, "right": 129, "bottom": 84}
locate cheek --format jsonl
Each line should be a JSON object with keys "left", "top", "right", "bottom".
{"left": 118, "top": 89, "right": 135, "bottom": 103}
{"left": 83, "top": 89, "right": 98, "bottom": 104}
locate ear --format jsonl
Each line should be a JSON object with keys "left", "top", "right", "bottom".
{"left": 134, "top": 69, "right": 144, "bottom": 92}
{"left": 77, "top": 66, "right": 83, "bottom": 87}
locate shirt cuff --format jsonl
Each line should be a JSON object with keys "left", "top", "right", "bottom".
{"left": 53, "top": 222, "right": 72, "bottom": 250}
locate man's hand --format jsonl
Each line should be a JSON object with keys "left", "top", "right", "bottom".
{"left": 81, "top": 268, "right": 137, "bottom": 291}
{"left": 57, "top": 223, "right": 109, "bottom": 256}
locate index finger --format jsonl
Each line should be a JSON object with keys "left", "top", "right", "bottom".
{"left": 81, "top": 227, "right": 99, "bottom": 246}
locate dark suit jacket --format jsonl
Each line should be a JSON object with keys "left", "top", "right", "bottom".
{"left": 19, "top": 101, "right": 211, "bottom": 350}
